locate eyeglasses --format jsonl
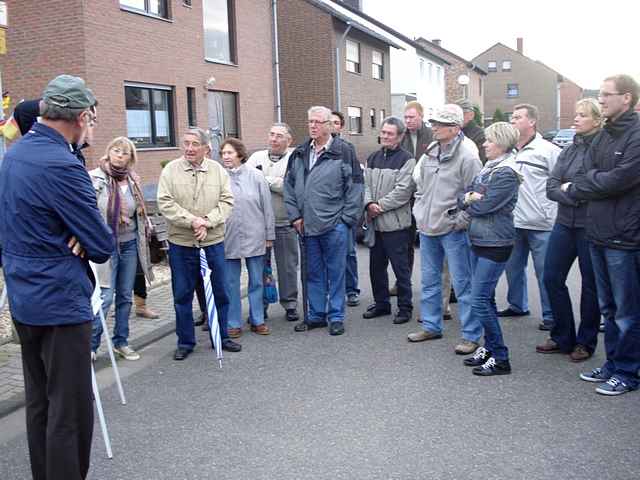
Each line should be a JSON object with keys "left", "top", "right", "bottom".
{"left": 307, "top": 120, "right": 329, "bottom": 126}
{"left": 84, "top": 111, "right": 98, "bottom": 127}
{"left": 111, "top": 147, "right": 131, "bottom": 156}
{"left": 598, "top": 92, "right": 624, "bottom": 99}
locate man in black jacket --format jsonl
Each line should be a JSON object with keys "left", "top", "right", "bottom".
{"left": 564, "top": 74, "right": 640, "bottom": 396}
{"left": 456, "top": 98, "right": 487, "bottom": 164}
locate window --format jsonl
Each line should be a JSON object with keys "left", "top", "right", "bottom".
{"left": 478, "top": 77, "right": 483, "bottom": 96}
{"left": 186, "top": 87, "right": 196, "bottom": 127}
{"left": 379, "top": 109, "right": 386, "bottom": 125}
{"left": 120, "top": 0, "right": 169, "bottom": 18}
{"left": 346, "top": 40, "right": 361, "bottom": 74}
{"left": 436, "top": 65, "right": 442, "bottom": 84}
{"left": 372, "top": 50, "right": 384, "bottom": 80}
{"left": 370, "top": 108, "right": 376, "bottom": 128}
{"left": 488, "top": 60, "right": 497, "bottom": 72}
{"left": 347, "top": 106, "right": 362, "bottom": 134}
{"left": 428, "top": 62, "right": 433, "bottom": 80}
{"left": 203, "top": 0, "right": 235, "bottom": 63}
{"left": 419, "top": 58, "right": 425, "bottom": 78}
{"left": 125, "top": 84, "right": 174, "bottom": 148}
{"left": 507, "top": 84, "right": 519, "bottom": 98}
{"left": 502, "top": 60, "right": 512, "bottom": 72}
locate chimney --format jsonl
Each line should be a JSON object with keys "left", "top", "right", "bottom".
{"left": 341, "top": 0, "right": 363, "bottom": 10}
{"left": 517, "top": 37, "right": 523, "bottom": 54}
{"left": 432, "top": 39, "right": 441, "bottom": 46}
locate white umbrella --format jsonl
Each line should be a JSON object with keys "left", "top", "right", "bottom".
{"left": 199, "top": 249, "right": 223, "bottom": 368}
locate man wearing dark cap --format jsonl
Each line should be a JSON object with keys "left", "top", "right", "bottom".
{"left": 0, "top": 75, "right": 113, "bottom": 479}
{"left": 456, "top": 98, "right": 487, "bottom": 164}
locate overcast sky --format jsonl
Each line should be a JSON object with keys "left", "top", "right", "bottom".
{"left": 363, "top": 0, "right": 640, "bottom": 89}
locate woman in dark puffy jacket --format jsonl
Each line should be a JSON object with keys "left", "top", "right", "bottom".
{"left": 457, "top": 122, "right": 522, "bottom": 377}
{"left": 536, "top": 99, "right": 602, "bottom": 362}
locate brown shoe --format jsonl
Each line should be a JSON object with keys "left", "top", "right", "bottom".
{"left": 228, "top": 327, "right": 242, "bottom": 338}
{"left": 134, "top": 295, "right": 160, "bottom": 319}
{"left": 407, "top": 330, "right": 443, "bottom": 342}
{"left": 251, "top": 324, "right": 271, "bottom": 335}
{"left": 569, "top": 345, "right": 592, "bottom": 363}
{"left": 536, "top": 338, "right": 561, "bottom": 354}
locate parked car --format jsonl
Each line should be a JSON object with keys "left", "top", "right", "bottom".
{"left": 542, "top": 130, "right": 558, "bottom": 142}
{"left": 552, "top": 129, "right": 576, "bottom": 148}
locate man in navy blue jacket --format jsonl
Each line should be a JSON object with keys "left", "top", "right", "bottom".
{"left": 0, "top": 75, "right": 113, "bottom": 479}
{"left": 564, "top": 74, "right": 640, "bottom": 396}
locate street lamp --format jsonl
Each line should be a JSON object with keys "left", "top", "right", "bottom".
{"left": 457, "top": 74, "right": 470, "bottom": 100}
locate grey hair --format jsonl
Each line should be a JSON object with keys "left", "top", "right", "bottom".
{"left": 381, "top": 116, "right": 406, "bottom": 136}
{"left": 271, "top": 122, "right": 293, "bottom": 137}
{"left": 40, "top": 103, "right": 86, "bottom": 121}
{"left": 184, "top": 127, "right": 211, "bottom": 149}
{"left": 485, "top": 122, "right": 520, "bottom": 151}
{"left": 307, "top": 106, "right": 332, "bottom": 121}
{"left": 514, "top": 103, "right": 539, "bottom": 123}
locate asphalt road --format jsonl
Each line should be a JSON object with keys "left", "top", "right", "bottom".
{"left": 1, "top": 245, "right": 639, "bottom": 480}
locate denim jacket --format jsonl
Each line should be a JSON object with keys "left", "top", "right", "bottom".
{"left": 458, "top": 153, "right": 522, "bottom": 247}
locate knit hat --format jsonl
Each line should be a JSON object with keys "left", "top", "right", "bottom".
{"left": 455, "top": 98, "right": 474, "bottom": 112}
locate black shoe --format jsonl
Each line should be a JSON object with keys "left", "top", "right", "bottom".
{"left": 174, "top": 348, "right": 191, "bottom": 361}
{"left": 449, "top": 290, "right": 457, "bottom": 304}
{"left": 497, "top": 308, "right": 530, "bottom": 317}
{"left": 538, "top": 322, "right": 553, "bottom": 331}
{"left": 363, "top": 304, "right": 391, "bottom": 319}
{"left": 393, "top": 310, "right": 411, "bottom": 324}
{"left": 264, "top": 307, "right": 269, "bottom": 320}
{"left": 286, "top": 309, "right": 299, "bottom": 322}
{"left": 194, "top": 313, "right": 206, "bottom": 326}
{"left": 221, "top": 339, "right": 242, "bottom": 352}
{"left": 329, "top": 322, "right": 345, "bottom": 336}
{"left": 463, "top": 346, "right": 491, "bottom": 367}
{"left": 346, "top": 294, "right": 360, "bottom": 307}
{"left": 472, "top": 357, "right": 511, "bottom": 376}
{"left": 294, "top": 320, "right": 328, "bottom": 332}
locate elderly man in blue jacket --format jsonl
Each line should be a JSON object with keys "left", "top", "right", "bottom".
{"left": 0, "top": 75, "right": 113, "bottom": 480}
{"left": 285, "top": 106, "right": 364, "bottom": 336}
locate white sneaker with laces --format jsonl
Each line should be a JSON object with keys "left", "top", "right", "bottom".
{"left": 114, "top": 345, "right": 140, "bottom": 361}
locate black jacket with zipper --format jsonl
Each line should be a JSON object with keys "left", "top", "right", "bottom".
{"left": 568, "top": 109, "right": 640, "bottom": 249}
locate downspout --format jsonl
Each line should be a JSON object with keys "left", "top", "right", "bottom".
{"left": 272, "top": 0, "right": 282, "bottom": 122}
{"left": 336, "top": 22, "right": 352, "bottom": 111}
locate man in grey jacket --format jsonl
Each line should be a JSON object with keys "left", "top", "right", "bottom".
{"left": 284, "top": 106, "right": 364, "bottom": 336}
{"left": 363, "top": 116, "right": 416, "bottom": 324}
{"left": 408, "top": 104, "right": 483, "bottom": 355}
{"left": 498, "top": 104, "right": 560, "bottom": 331}
{"left": 247, "top": 123, "right": 299, "bottom": 322}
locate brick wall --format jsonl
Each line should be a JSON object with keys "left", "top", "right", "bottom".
{"left": 277, "top": 0, "right": 336, "bottom": 146}
{"left": 558, "top": 80, "right": 583, "bottom": 129}
{"left": 1, "top": 0, "right": 276, "bottom": 185}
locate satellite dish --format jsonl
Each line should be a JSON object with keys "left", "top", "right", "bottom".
{"left": 457, "top": 74, "right": 470, "bottom": 86}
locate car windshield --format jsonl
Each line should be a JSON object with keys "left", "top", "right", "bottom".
{"left": 555, "top": 129, "right": 575, "bottom": 138}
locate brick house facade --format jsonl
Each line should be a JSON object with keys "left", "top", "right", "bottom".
{"left": 277, "top": 0, "right": 394, "bottom": 161}
{"left": 473, "top": 40, "right": 582, "bottom": 132}
{"left": 0, "top": 0, "right": 276, "bottom": 183}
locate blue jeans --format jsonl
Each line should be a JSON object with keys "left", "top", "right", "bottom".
{"left": 590, "top": 245, "right": 640, "bottom": 389}
{"left": 419, "top": 231, "right": 480, "bottom": 342}
{"left": 168, "top": 242, "right": 230, "bottom": 351}
{"left": 306, "top": 223, "right": 348, "bottom": 324}
{"left": 471, "top": 252, "right": 509, "bottom": 361}
{"left": 226, "top": 255, "right": 265, "bottom": 329}
{"left": 544, "top": 224, "right": 599, "bottom": 353}
{"left": 346, "top": 227, "right": 360, "bottom": 296}
{"left": 92, "top": 239, "right": 138, "bottom": 351}
{"left": 504, "top": 228, "right": 553, "bottom": 324}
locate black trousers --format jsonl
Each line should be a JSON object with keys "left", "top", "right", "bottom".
{"left": 370, "top": 229, "right": 413, "bottom": 312}
{"left": 14, "top": 321, "right": 94, "bottom": 480}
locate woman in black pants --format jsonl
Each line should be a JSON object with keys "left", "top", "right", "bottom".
{"left": 536, "top": 98, "right": 602, "bottom": 362}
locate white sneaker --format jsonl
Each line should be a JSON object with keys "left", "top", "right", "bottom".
{"left": 91, "top": 351, "right": 96, "bottom": 362}
{"left": 114, "top": 345, "right": 140, "bottom": 361}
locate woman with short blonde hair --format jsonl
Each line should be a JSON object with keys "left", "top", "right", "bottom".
{"left": 536, "top": 100, "right": 603, "bottom": 362}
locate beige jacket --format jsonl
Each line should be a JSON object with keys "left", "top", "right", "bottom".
{"left": 157, "top": 157, "right": 234, "bottom": 247}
